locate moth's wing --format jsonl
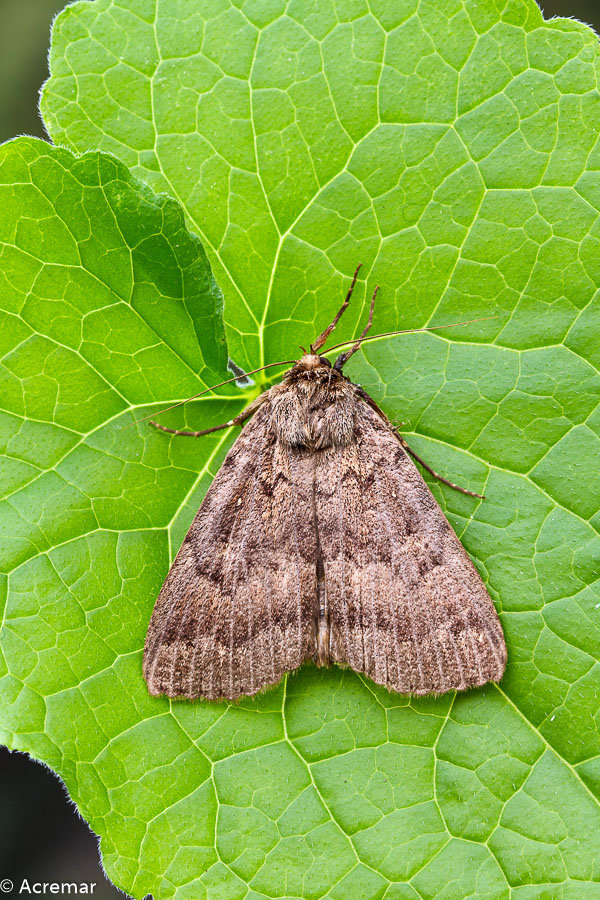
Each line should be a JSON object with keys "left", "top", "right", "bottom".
{"left": 316, "top": 401, "right": 506, "bottom": 695}
{"left": 143, "top": 401, "right": 317, "bottom": 700}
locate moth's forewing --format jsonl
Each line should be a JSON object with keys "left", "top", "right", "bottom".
{"left": 143, "top": 401, "right": 318, "bottom": 700}
{"left": 315, "top": 400, "right": 506, "bottom": 695}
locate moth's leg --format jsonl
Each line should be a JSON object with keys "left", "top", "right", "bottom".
{"left": 395, "top": 433, "right": 485, "bottom": 500}
{"left": 354, "top": 386, "right": 485, "bottom": 499}
{"left": 149, "top": 392, "right": 269, "bottom": 438}
{"left": 334, "top": 284, "right": 379, "bottom": 370}
{"left": 311, "top": 262, "right": 362, "bottom": 352}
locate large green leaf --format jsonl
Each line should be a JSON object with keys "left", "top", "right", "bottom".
{"left": 1, "top": 0, "right": 600, "bottom": 896}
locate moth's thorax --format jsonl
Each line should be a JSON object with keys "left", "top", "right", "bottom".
{"left": 271, "top": 360, "right": 356, "bottom": 450}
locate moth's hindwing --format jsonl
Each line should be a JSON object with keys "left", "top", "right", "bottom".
{"left": 143, "top": 401, "right": 318, "bottom": 700}
{"left": 315, "top": 400, "right": 506, "bottom": 695}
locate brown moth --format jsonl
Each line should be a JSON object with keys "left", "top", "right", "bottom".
{"left": 143, "top": 266, "right": 506, "bottom": 701}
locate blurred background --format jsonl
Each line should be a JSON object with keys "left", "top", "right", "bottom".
{"left": 0, "top": 0, "right": 599, "bottom": 896}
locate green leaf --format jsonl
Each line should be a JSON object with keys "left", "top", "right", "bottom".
{"left": 1, "top": 0, "right": 600, "bottom": 897}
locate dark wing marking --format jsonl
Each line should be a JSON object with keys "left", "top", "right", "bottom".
{"left": 315, "top": 401, "right": 506, "bottom": 695}
{"left": 143, "top": 401, "right": 318, "bottom": 700}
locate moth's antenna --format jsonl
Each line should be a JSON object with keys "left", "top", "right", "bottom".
{"left": 127, "top": 359, "right": 296, "bottom": 428}
{"left": 334, "top": 284, "right": 379, "bottom": 370}
{"left": 324, "top": 316, "right": 498, "bottom": 360}
{"left": 310, "top": 262, "right": 362, "bottom": 353}
{"left": 128, "top": 317, "right": 497, "bottom": 428}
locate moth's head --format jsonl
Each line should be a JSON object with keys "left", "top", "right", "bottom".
{"left": 299, "top": 353, "right": 332, "bottom": 372}
{"left": 285, "top": 353, "right": 339, "bottom": 381}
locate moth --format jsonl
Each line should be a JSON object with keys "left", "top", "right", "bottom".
{"left": 143, "top": 265, "right": 506, "bottom": 701}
